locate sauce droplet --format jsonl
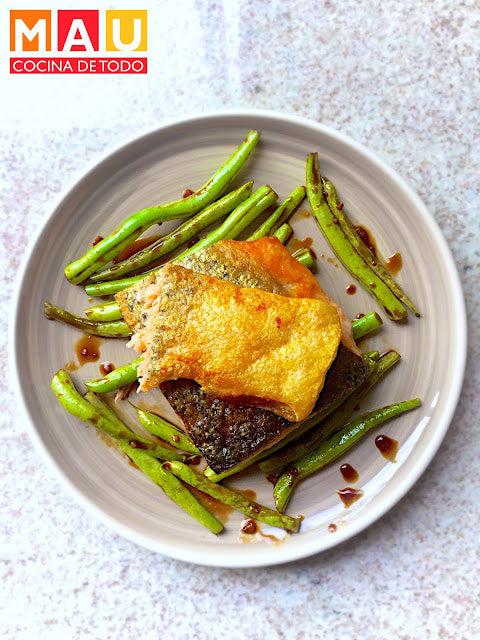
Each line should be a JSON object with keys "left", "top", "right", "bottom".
{"left": 340, "top": 463, "right": 359, "bottom": 483}
{"left": 354, "top": 225, "right": 377, "bottom": 256}
{"left": 64, "top": 360, "right": 78, "bottom": 372}
{"left": 241, "top": 519, "right": 257, "bottom": 534}
{"left": 375, "top": 435, "right": 398, "bottom": 462}
{"left": 100, "top": 361, "right": 114, "bottom": 375}
{"left": 290, "top": 236, "right": 314, "bottom": 252}
{"left": 186, "top": 236, "right": 200, "bottom": 248}
{"left": 346, "top": 284, "right": 357, "bottom": 295}
{"left": 328, "top": 523, "right": 337, "bottom": 533}
{"left": 297, "top": 209, "right": 311, "bottom": 218}
{"left": 190, "top": 487, "right": 232, "bottom": 524}
{"left": 337, "top": 487, "right": 363, "bottom": 508}
{"left": 266, "top": 474, "right": 280, "bottom": 485}
{"left": 386, "top": 252, "right": 403, "bottom": 276}
{"left": 183, "top": 188, "right": 194, "bottom": 198}
{"left": 75, "top": 335, "right": 101, "bottom": 366}
{"left": 236, "top": 488, "right": 257, "bottom": 501}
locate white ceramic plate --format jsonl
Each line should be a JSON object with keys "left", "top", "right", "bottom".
{"left": 11, "top": 111, "right": 466, "bottom": 567}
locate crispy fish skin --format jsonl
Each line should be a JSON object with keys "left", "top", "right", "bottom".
{"left": 127, "top": 264, "right": 342, "bottom": 422}
{"left": 161, "top": 344, "right": 369, "bottom": 472}
{"left": 179, "top": 238, "right": 359, "bottom": 355}
{"left": 116, "top": 237, "right": 358, "bottom": 354}
{"left": 177, "top": 241, "right": 282, "bottom": 294}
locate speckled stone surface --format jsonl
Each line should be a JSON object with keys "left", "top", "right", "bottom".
{"left": 2, "top": 1, "right": 479, "bottom": 638}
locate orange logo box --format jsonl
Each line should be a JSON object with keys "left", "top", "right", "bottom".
{"left": 10, "top": 10, "right": 52, "bottom": 52}
{"left": 10, "top": 10, "right": 147, "bottom": 53}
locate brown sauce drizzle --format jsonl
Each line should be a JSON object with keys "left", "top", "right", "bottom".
{"left": 92, "top": 235, "right": 103, "bottom": 246}
{"left": 327, "top": 257, "right": 338, "bottom": 267}
{"left": 266, "top": 473, "right": 280, "bottom": 485}
{"left": 186, "top": 236, "right": 200, "bottom": 248}
{"left": 236, "top": 488, "right": 257, "bottom": 501}
{"left": 328, "top": 523, "right": 337, "bottom": 533}
{"left": 346, "top": 284, "right": 357, "bottom": 295}
{"left": 340, "top": 463, "right": 359, "bottom": 483}
{"left": 100, "top": 361, "right": 114, "bottom": 375}
{"left": 113, "top": 236, "right": 161, "bottom": 263}
{"left": 183, "top": 188, "right": 194, "bottom": 198}
{"left": 354, "top": 225, "right": 377, "bottom": 256}
{"left": 241, "top": 519, "right": 257, "bottom": 534}
{"left": 297, "top": 209, "right": 311, "bottom": 218}
{"left": 128, "top": 440, "right": 148, "bottom": 450}
{"left": 386, "top": 252, "right": 403, "bottom": 276}
{"left": 238, "top": 521, "right": 283, "bottom": 545}
{"left": 190, "top": 487, "right": 233, "bottom": 524}
{"left": 97, "top": 431, "right": 116, "bottom": 449}
{"left": 289, "top": 236, "right": 313, "bottom": 252}
{"left": 75, "top": 335, "right": 101, "bottom": 366}
{"left": 375, "top": 435, "right": 398, "bottom": 462}
{"left": 337, "top": 487, "right": 363, "bottom": 508}
{"left": 64, "top": 360, "right": 78, "bottom": 372}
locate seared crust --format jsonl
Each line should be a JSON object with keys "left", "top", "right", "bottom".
{"left": 124, "top": 264, "right": 342, "bottom": 422}
{"left": 161, "top": 344, "right": 369, "bottom": 472}
{"left": 115, "top": 272, "right": 158, "bottom": 333}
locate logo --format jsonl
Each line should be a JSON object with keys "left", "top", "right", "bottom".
{"left": 10, "top": 10, "right": 148, "bottom": 74}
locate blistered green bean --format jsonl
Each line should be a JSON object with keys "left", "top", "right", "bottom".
{"left": 64, "top": 130, "right": 260, "bottom": 283}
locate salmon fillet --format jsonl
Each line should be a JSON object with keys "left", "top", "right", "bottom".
{"left": 115, "top": 238, "right": 369, "bottom": 470}
{"left": 160, "top": 343, "right": 369, "bottom": 472}
{"left": 122, "top": 264, "right": 341, "bottom": 422}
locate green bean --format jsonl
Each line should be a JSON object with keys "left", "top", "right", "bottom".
{"left": 165, "top": 461, "right": 300, "bottom": 533}
{"left": 85, "top": 186, "right": 278, "bottom": 297}
{"left": 272, "top": 223, "right": 293, "bottom": 245}
{"left": 259, "top": 350, "right": 400, "bottom": 475}
{"left": 90, "top": 183, "right": 254, "bottom": 282}
{"left": 84, "top": 390, "right": 137, "bottom": 431}
{"left": 50, "top": 370, "right": 183, "bottom": 460}
{"left": 274, "top": 397, "right": 421, "bottom": 511}
{"left": 291, "top": 248, "right": 315, "bottom": 270}
{"left": 204, "top": 350, "right": 380, "bottom": 484}
{"left": 84, "top": 390, "right": 175, "bottom": 450}
{"left": 85, "top": 275, "right": 143, "bottom": 297}
{"left": 133, "top": 406, "right": 201, "bottom": 455}
{"left": 85, "top": 358, "right": 142, "bottom": 392}
{"left": 306, "top": 153, "right": 407, "bottom": 321}
{"left": 247, "top": 186, "right": 306, "bottom": 240}
{"left": 352, "top": 312, "right": 383, "bottom": 341}
{"left": 64, "top": 130, "right": 260, "bottom": 284}
{"left": 114, "top": 440, "right": 223, "bottom": 534}
{"left": 85, "top": 299, "right": 122, "bottom": 321}
{"left": 180, "top": 186, "right": 278, "bottom": 251}
{"left": 44, "top": 301, "right": 131, "bottom": 337}
{"left": 322, "top": 177, "right": 420, "bottom": 317}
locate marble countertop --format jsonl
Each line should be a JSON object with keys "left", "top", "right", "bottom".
{"left": 2, "top": 1, "right": 479, "bottom": 638}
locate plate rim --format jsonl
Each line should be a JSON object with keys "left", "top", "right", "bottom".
{"left": 9, "top": 108, "right": 468, "bottom": 567}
